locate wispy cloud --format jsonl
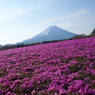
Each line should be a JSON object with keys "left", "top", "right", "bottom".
{"left": 57, "top": 10, "right": 95, "bottom": 28}
{"left": 29, "top": 9, "right": 95, "bottom": 36}
{"left": 0, "top": 7, "right": 37, "bottom": 23}
{"left": 33, "top": 9, "right": 95, "bottom": 28}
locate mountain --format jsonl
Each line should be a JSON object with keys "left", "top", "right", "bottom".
{"left": 4, "top": 44, "right": 14, "bottom": 46}
{"left": 0, "top": 45, "right": 2, "bottom": 47}
{"left": 19, "top": 26, "right": 77, "bottom": 44}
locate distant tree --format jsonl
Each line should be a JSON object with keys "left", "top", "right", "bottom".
{"left": 72, "top": 34, "right": 86, "bottom": 39}
{"left": 91, "top": 28, "right": 95, "bottom": 35}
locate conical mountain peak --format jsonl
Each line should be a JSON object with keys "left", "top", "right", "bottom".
{"left": 21, "top": 26, "right": 77, "bottom": 44}
{"left": 47, "top": 25, "right": 60, "bottom": 30}
{"left": 43, "top": 25, "right": 62, "bottom": 35}
{"left": 48, "top": 25, "right": 58, "bottom": 28}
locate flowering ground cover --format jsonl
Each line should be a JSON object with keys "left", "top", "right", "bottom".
{"left": 0, "top": 37, "right": 95, "bottom": 95}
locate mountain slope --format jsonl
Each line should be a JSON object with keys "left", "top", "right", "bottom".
{"left": 22, "top": 26, "right": 77, "bottom": 44}
{"left": 4, "top": 44, "right": 14, "bottom": 46}
{"left": 0, "top": 45, "right": 2, "bottom": 47}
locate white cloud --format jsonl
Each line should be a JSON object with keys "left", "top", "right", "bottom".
{"left": 0, "top": 7, "right": 37, "bottom": 23}
{"left": 33, "top": 9, "right": 94, "bottom": 29}
{"left": 30, "top": 9, "right": 95, "bottom": 36}
{"left": 57, "top": 11, "right": 95, "bottom": 29}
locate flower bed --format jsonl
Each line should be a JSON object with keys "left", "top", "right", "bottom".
{"left": 0, "top": 37, "right": 95, "bottom": 95}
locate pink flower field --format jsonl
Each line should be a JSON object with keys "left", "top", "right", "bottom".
{"left": 0, "top": 37, "right": 95, "bottom": 95}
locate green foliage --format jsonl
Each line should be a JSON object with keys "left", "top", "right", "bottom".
{"left": 72, "top": 34, "right": 86, "bottom": 39}
{"left": 91, "top": 28, "right": 95, "bottom": 35}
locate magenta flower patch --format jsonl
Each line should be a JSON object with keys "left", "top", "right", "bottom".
{"left": 0, "top": 37, "right": 95, "bottom": 94}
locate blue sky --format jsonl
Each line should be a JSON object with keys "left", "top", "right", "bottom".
{"left": 0, "top": 0, "right": 95, "bottom": 45}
